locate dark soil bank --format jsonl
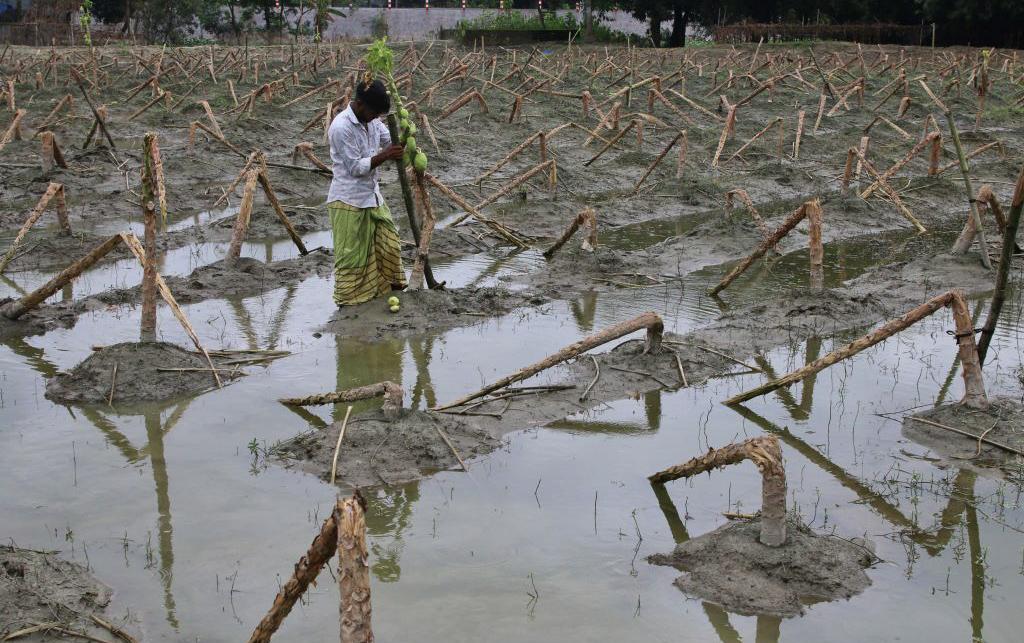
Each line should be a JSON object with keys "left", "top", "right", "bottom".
{"left": 46, "top": 342, "right": 222, "bottom": 404}
{"left": 648, "top": 517, "right": 876, "bottom": 617}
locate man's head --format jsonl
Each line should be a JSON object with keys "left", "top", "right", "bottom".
{"left": 352, "top": 79, "right": 391, "bottom": 123}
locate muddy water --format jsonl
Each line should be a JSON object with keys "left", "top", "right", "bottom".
{"left": 3, "top": 232, "right": 1024, "bottom": 641}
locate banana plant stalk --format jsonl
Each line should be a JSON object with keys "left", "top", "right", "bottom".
{"left": 386, "top": 113, "right": 440, "bottom": 289}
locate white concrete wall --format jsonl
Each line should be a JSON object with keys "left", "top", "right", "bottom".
{"left": 314, "top": 8, "right": 652, "bottom": 41}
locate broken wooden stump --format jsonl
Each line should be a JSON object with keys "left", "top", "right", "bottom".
{"left": 724, "top": 189, "right": 772, "bottom": 245}
{"left": 544, "top": 207, "right": 597, "bottom": 258}
{"left": 0, "top": 182, "right": 71, "bottom": 274}
{"left": 722, "top": 117, "right": 783, "bottom": 166}
{"left": 280, "top": 381, "right": 404, "bottom": 419}
{"left": 39, "top": 131, "right": 68, "bottom": 175}
{"left": 725, "top": 289, "right": 987, "bottom": 409}
{"left": 437, "top": 89, "right": 488, "bottom": 121}
{"left": 0, "top": 109, "right": 25, "bottom": 152}
{"left": 247, "top": 506, "right": 341, "bottom": 643}
{"left": 423, "top": 173, "right": 531, "bottom": 248}
{"left": 291, "top": 142, "right": 330, "bottom": 172}
{"left": 225, "top": 154, "right": 309, "bottom": 259}
{"left": 649, "top": 435, "right": 787, "bottom": 546}
{"left": 977, "top": 166, "right": 1024, "bottom": 365}
{"left": 337, "top": 493, "right": 373, "bottom": 643}
{"left": 632, "top": 131, "right": 686, "bottom": 194}
{"left": 710, "top": 104, "right": 737, "bottom": 168}
{"left": 708, "top": 200, "right": 823, "bottom": 296}
{"left": 920, "top": 80, "right": 990, "bottom": 267}
{"left": 140, "top": 134, "right": 160, "bottom": 341}
{"left": 433, "top": 312, "right": 664, "bottom": 411}
{"left": 847, "top": 146, "right": 926, "bottom": 233}
{"left": 408, "top": 169, "right": 436, "bottom": 292}
{"left": 475, "top": 160, "right": 556, "bottom": 210}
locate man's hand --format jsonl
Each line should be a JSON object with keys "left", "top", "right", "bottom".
{"left": 371, "top": 144, "right": 405, "bottom": 168}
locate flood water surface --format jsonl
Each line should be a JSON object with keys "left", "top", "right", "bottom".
{"left": 2, "top": 232, "right": 1024, "bottom": 642}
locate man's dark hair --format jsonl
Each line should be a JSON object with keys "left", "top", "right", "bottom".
{"left": 355, "top": 79, "right": 391, "bottom": 115}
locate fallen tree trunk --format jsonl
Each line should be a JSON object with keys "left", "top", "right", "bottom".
{"left": 708, "top": 202, "right": 810, "bottom": 296}
{"left": 725, "top": 289, "right": 987, "bottom": 408}
{"left": 649, "top": 435, "right": 786, "bottom": 546}
{"left": 280, "top": 381, "right": 404, "bottom": 419}
{"left": 433, "top": 312, "right": 664, "bottom": 411}
{"left": 247, "top": 511, "right": 340, "bottom": 643}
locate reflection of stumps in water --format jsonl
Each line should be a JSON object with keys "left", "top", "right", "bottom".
{"left": 0, "top": 182, "right": 71, "bottom": 274}
{"left": 433, "top": 312, "right": 663, "bottom": 411}
{"left": 543, "top": 207, "right": 597, "bottom": 258}
{"left": 649, "top": 436, "right": 786, "bottom": 546}
{"left": 337, "top": 493, "right": 373, "bottom": 643}
{"left": 708, "top": 199, "right": 823, "bottom": 296}
{"left": 280, "top": 381, "right": 404, "bottom": 420}
{"left": 726, "top": 289, "right": 987, "bottom": 409}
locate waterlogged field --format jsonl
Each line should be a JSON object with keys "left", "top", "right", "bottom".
{"left": 2, "top": 40, "right": 1024, "bottom": 641}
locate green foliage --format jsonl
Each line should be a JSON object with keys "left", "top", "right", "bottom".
{"left": 457, "top": 10, "right": 582, "bottom": 32}
{"left": 365, "top": 37, "right": 394, "bottom": 79}
{"left": 79, "top": 1, "right": 94, "bottom": 47}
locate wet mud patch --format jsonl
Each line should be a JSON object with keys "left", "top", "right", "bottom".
{"left": 45, "top": 342, "right": 222, "bottom": 404}
{"left": 648, "top": 517, "right": 875, "bottom": 617}
{"left": 274, "top": 410, "right": 500, "bottom": 488}
{"left": 324, "top": 286, "right": 536, "bottom": 340}
{"left": 904, "top": 398, "right": 1024, "bottom": 472}
{"left": 0, "top": 231, "right": 133, "bottom": 272}
{"left": 0, "top": 300, "right": 77, "bottom": 340}
{"left": 1, "top": 545, "right": 122, "bottom": 641}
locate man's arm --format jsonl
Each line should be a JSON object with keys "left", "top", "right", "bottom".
{"left": 371, "top": 144, "right": 404, "bottom": 169}
{"left": 371, "top": 119, "right": 399, "bottom": 168}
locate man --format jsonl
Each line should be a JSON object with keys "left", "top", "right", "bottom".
{"left": 327, "top": 78, "right": 407, "bottom": 307}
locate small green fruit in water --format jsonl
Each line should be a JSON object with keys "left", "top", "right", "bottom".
{"left": 389, "top": 304, "right": 401, "bottom": 313}
{"left": 387, "top": 296, "right": 400, "bottom": 307}
{"left": 405, "top": 137, "right": 417, "bottom": 155}
{"left": 414, "top": 151, "right": 428, "bottom": 173}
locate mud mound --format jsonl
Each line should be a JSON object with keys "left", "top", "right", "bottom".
{"left": 1, "top": 545, "right": 120, "bottom": 640}
{"left": 46, "top": 342, "right": 220, "bottom": 404}
{"left": 213, "top": 208, "right": 327, "bottom": 237}
{"left": 903, "top": 398, "right": 1024, "bottom": 472}
{"left": 648, "top": 517, "right": 875, "bottom": 617}
{"left": 275, "top": 410, "right": 500, "bottom": 487}
{"left": 86, "top": 251, "right": 333, "bottom": 309}
{"left": 0, "top": 299, "right": 78, "bottom": 340}
{"left": 325, "top": 286, "right": 534, "bottom": 340}
{"left": 1, "top": 231, "right": 133, "bottom": 272}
